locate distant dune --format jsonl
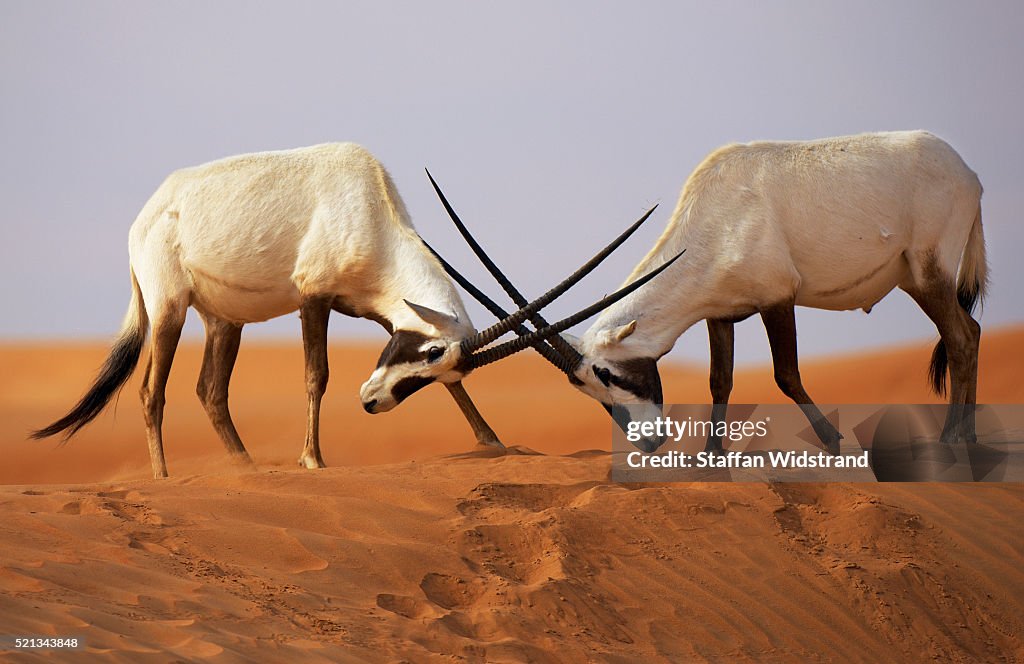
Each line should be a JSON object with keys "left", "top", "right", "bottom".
{"left": 0, "top": 327, "right": 1022, "bottom": 661}
{"left": 3, "top": 325, "right": 1022, "bottom": 484}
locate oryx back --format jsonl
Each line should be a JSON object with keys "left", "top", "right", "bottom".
{"left": 128, "top": 143, "right": 418, "bottom": 325}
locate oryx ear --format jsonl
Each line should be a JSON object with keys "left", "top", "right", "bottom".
{"left": 404, "top": 300, "right": 460, "bottom": 331}
{"left": 613, "top": 320, "right": 637, "bottom": 342}
{"left": 559, "top": 332, "right": 582, "bottom": 350}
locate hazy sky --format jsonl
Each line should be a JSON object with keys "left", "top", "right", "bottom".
{"left": 2, "top": 2, "right": 1021, "bottom": 364}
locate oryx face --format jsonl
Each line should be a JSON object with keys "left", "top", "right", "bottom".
{"left": 360, "top": 302, "right": 471, "bottom": 414}
{"left": 569, "top": 322, "right": 667, "bottom": 452}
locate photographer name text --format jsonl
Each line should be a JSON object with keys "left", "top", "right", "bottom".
{"left": 626, "top": 450, "right": 870, "bottom": 469}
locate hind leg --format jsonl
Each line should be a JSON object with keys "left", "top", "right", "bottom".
{"left": 901, "top": 263, "right": 980, "bottom": 443}
{"left": 706, "top": 319, "right": 735, "bottom": 453}
{"left": 761, "top": 302, "right": 843, "bottom": 454}
{"left": 298, "top": 297, "right": 331, "bottom": 469}
{"left": 197, "top": 313, "right": 252, "bottom": 463}
{"left": 139, "top": 304, "right": 187, "bottom": 478}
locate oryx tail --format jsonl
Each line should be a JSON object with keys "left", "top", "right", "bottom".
{"left": 929, "top": 203, "right": 988, "bottom": 396}
{"left": 32, "top": 268, "right": 148, "bottom": 440}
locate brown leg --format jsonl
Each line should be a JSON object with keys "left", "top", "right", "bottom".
{"left": 197, "top": 313, "right": 252, "bottom": 462}
{"left": 706, "top": 319, "right": 735, "bottom": 453}
{"left": 445, "top": 381, "right": 504, "bottom": 448}
{"left": 902, "top": 281, "right": 980, "bottom": 443}
{"left": 139, "top": 307, "right": 186, "bottom": 478}
{"left": 298, "top": 297, "right": 331, "bottom": 469}
{"left": 761, "top": 302, "right": 842, "bottom": 454}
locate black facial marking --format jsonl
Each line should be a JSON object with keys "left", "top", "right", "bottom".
{"left": 376, "top": 330, "right": 432, "bottom": 369}
{"left": 593, "top": 365, "right": 612, "bottom": 387}
{"left": 608, "top": 357, "right": 663, "bottom": 404}
{"left": 391, "top": 375, "right": 436, "bottom": 404}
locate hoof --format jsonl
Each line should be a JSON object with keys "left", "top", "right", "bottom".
{"left": 231, "top": 451, "right": 255, "bottom": 467}
{"left": 478, "top": 438, "right": 505, "bottom": 450}
{"left": 469, "top": 443, "right": 508, "bottom": 458}
{"left": 298, "top": 455, "right": 326, "bottom": 469}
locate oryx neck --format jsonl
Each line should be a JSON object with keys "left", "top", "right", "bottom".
{"left": 586, "top": 207, "right": 707, "bottom": 359}
{"left": 377, "top": 230, "right": 474, "bottom": 335}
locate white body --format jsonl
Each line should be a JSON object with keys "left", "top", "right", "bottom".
{"left": 36, "top": 142, "right": 509, "bottom": 477}
{"left": 129, "top": 142, "right": 472, "bottom": 337}
{"left": 580, "top": 131, "right": 984, "bottom": 366}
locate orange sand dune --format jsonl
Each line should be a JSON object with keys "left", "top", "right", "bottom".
{"left": 0, "top": 454, "right": 1021, "bottom": 661}
{"left": 0, "top": 327, "right": 1022, "bottom": 661}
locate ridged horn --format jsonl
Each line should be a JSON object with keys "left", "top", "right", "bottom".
{"left": 420, "top": 238, "right": 579, "bottom": 375}
{"left": 458, "top": 203, "right": 660, "bottom": 354}
{"left": 466, "top": 250, "right": 685, "bottom": 369}
{"left": 425, "top": 169, "right": 585, "bottom": 374}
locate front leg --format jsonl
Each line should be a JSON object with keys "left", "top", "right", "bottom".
{"left": 761, "top": 302, "right": 843, "bottom": 455}
{"left": 445, "top": 381, "right": 504, "bottom": 449}
{"left": 298, "top": 297, "right": 332, "bottom": 468}
{"left": 706, "top": 319, "right": 735, "bottom": 454}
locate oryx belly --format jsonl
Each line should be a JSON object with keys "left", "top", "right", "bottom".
{"left": 786, "top": 216, "right": 912, "bottom": 311}
{"left": 793, "top": 249, "right": 908, "bottom": 311}
{"left": 187, "top": 266, "right": 301, "bottom": 323}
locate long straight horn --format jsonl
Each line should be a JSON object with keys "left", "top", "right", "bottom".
{"left": 467, "top": 250, "right": 685, "bottom": 369}
{"left": 460, "top": 204, "right": 660, "bottom": 354}
{"left": 421, "top": 239, "right": 577, "bottom": 373}
{"left": 426, "top": 169, "right": 585, "bottom": 373}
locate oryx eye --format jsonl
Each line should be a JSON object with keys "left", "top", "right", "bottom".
{"left": 593, "top": 365, "right": 612, "bottom": 387}
{"left": 426, "top": 346, "right": 445, "bottom": 363}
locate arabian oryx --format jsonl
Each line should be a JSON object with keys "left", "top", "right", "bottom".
{"left": 431, "top": 131, "right": 988, "bottom": 454}
{"left": 33, "top": 142, "right": 679, "bottom": 477}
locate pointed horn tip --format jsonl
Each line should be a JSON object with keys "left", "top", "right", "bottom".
{"left": 425, "top": 168, "right": 443, "bottom": 192}
{"left": 634, "top": 204, "right": 658, "bottom": 224}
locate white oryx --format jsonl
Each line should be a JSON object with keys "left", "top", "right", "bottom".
{"left": 34, "top": 143, "right": 676, "bottom": 477}
{"left": 435, "top": 131, "right": 987, "bottom": 453}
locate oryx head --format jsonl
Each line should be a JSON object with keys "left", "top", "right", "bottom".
{"left": 412, "top": 171, "right": 681, "bottom": 452}
{"left": 359, "top": 300, "right": 472, "bottom": 413}
{"left": 566, "top": 321, "right": 667, "bottom": 452}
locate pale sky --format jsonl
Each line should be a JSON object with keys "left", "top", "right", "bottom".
{"left": 1, "top": 1, "right": 1021, "bottom": 364}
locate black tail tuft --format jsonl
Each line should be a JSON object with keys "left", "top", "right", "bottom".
{"left": 31, "top": 327, "right": 145, "bottom": 441}
{"left": 928, "top": 339, "right": 948, "bottom": 398}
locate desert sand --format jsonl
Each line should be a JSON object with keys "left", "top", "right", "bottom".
{"left": 1, "top": 326, "right": 1022, "bottom": 661}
